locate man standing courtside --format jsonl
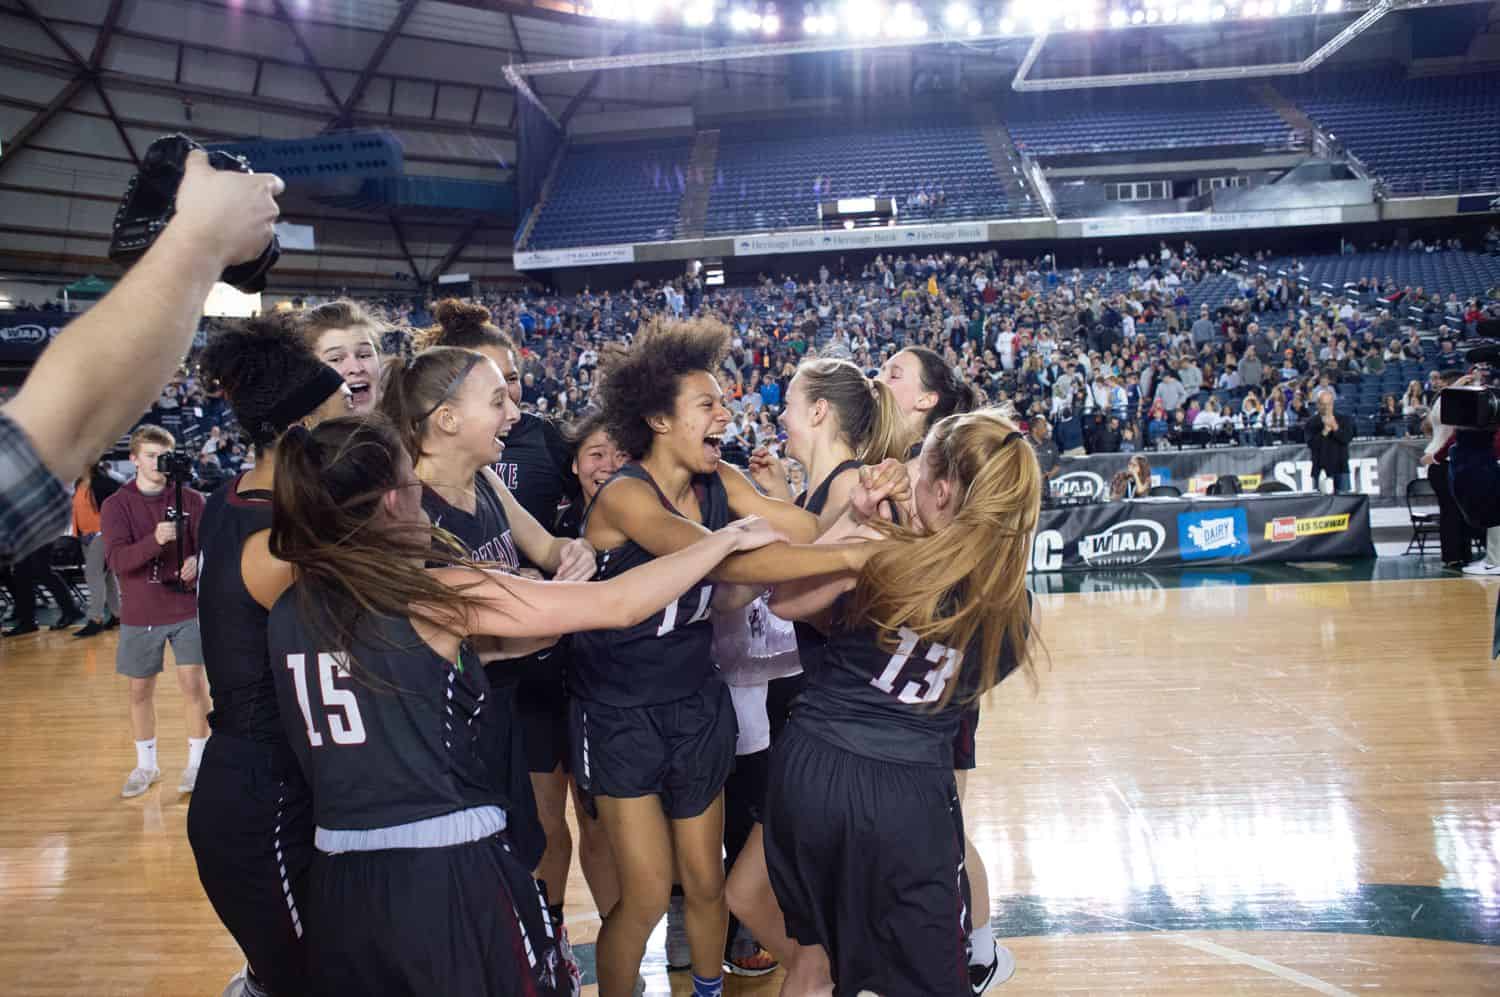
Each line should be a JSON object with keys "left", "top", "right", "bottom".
{"left": 102, "top": 426, "right": 210, "bottom": 798}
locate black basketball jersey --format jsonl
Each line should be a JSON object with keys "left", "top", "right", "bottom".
{"left": 198, "top": 475, "right": 284, "bottom": 744}
{"left": 491, "top": 413, "right": 571, "bottom": 567}
{"left": 789, "top": 593, "right": 1025, "bottom": 767}
{"left": 267, "top": 592, "right": 505, "bottom": 832}
{"left": 791, "top": 459, "right": 863, "bottom": 679}
{"left": 421, "top": 472, "right": 519, "bottom": 569}
{"left": 569, "top": 463, "right": 730, "bottom": 708}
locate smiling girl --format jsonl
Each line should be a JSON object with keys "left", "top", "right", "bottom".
{"left": 300, "top": 300, "right": 384, "bottom": 413}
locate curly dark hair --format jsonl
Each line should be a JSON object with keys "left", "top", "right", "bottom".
{"left": 199, "top": 315, "right": 334, "bottom": 450}
{"left": 597, "top": 317, "right": 729, "bottom": 459}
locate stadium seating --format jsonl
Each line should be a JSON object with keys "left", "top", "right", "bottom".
{"left": 703, "top": 117, "right": 1040, "bottom": 236}
{"left": 1257, "top": 250, "right": 1500, "bottom": 302}
{"left": 1003, "top": 85, "right": 1295, "bottom": 157}
{"left": 1284, "top": 72, "right": 1500, "bottom": 196}
{"left": 525, "top": 137, "right": 695, "bottom": 250}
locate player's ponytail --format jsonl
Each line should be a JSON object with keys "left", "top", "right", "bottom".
{"left": 850, "top": 409, "right": 1041, "bottom": 706}
{"left": 795, "top": 358, "right": 915, "bottom": 464}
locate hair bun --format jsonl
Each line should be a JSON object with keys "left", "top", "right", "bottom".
{"left": 433, "top": 298, "right": 493, "bottom": 337}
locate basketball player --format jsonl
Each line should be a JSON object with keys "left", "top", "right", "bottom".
{"left": 727, "top": 357, "right": 914, "bottom": 990}
{"left": 187, "top": 319, "right": 351, "bottom": 997}
{"left": 414, "top": 300, "right": 589, "bottom": 941}
{"left": 768, "top": 409, "right": 1039, "bottom": 996}
{"left": 580, "top": 318, "right": 905, "bottom": 997}
{"left": 262, "top": 414, "right": 787, "bottom": 995}
{"left": 301, "top": 299, "right": 383, "bottom": 413}
{"left": 877, "top": 346, "right": 1011, "bottom": 991}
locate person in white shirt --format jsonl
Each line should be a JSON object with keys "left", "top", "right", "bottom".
{"left": 995, "top": 327, "right": 1016, "bottom": 371}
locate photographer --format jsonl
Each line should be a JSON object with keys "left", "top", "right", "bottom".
{"left": 102, "top": 426, "right": 209, "bottom": 799}
{"left": 0, "top": 150, "right": 282, "bottom": 568}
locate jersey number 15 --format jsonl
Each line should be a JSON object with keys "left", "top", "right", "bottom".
{"left": 286, "top": 652, "right": 368, "bottom": 747}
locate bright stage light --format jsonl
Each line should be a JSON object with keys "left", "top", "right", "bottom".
{"left": 1324, "top": 0, "right": 1342, "bottom": 9}
{"left": 966, "top": 17, "right": 982, "bottom": 33}
{"left": 592, "top": 0, "right": 628, "bottom": 18}
{"left": 944, "top": 1, "right": 972, "bottom": 28}
{"left": 682, "top": 0, "right": 714, "bottom": 25}
{"left": 729, "top": 7, "right": 760, "bottom": 29}
{"left": 1211, "top": 3, "right": 1227, "bottom": 18}
{"left": 633, "top": 0, "right": 659, "bottom": 21}
{"left": 1146, "top": 8, "right": 1159, "bottom": 20}
{"left": 1109, "top": 7, "right": 1127, "bottom": 26}
{"left": 1130, "top": 8, "right": 1145, "bottom": 22}
{"left": 762, "top": 10, "right": 781, "bottom": 32}
{"left": 1276, "top": 0, "right": 1292, "bottom": 11}
{"left": 1162, "top": 4, "right": 1177, "bottom": 20}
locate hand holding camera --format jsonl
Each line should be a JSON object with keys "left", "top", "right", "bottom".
{"left": 154, "top": 521, "right": 178, "bottom": 547}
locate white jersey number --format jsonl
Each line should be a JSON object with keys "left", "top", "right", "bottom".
{"left": 285, "top": 652, "right": 368, "bottom": 747}
{"left": 869, "top": 628, "right": 961, "bottom": 705}
{"left": 656, "top": 586, "right": 713, "bottom": 637}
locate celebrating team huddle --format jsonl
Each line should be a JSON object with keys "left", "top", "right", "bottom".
{"left": 185, "top": 299, "right": 1040, "bottom": 997}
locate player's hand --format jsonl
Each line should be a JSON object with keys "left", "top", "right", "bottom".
{"left": 720, "top": 515, "right": 787, "bottom": 552}
{"left": 154, "top": 521, "right": 178, "bottom": 546}
{"left": 850, "top": 459, "right": 910, "bottom": 524}
{"left": 179, "top": 555, "right": 199, "bottom": 586}
{"left": 748, "top": 447, "right": 791, "bottom": 499}
{"left": 166, "top": 150, "right": 284, "bottom": 269}
{"left": 553, "top": 538, "right": 596, "bottom": 582}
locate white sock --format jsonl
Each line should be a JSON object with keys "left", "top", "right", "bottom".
{"left": 135, "top": 738, "right": 158, "bottom": 772}
{"left": 969, "top": 920, "right": 996, "bottom": 968}
{"left": 188, "top": 736, "right": 209, "bottom": 770}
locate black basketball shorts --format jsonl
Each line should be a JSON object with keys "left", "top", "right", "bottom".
{"left": 486, "top": 643, "right": 571, "bottom": 776}
{"left": 570, "top": 678, "right": 737, "bottom": 820}
{"left": 186, "top": 733, "right": 314, "bottom": 997}
{"left": 764, "top": 725, "right": 971, "bottom": 997}
{"left": 306, "top": 832, "right": 568, "bottom": 997}
{"left": 953, "top": 704, "right": 980, "bottom": 772}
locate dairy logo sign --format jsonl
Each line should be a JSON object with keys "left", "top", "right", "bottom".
{"left": 1076, "top": 519, "right": 1166, "bottom": 567}
{"left": 1177, "top": 508, "right": 1251, "bottom": 561}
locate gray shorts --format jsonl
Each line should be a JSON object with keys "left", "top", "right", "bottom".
{"left": 116, "top": 619, "right": 203, "bottom": 678}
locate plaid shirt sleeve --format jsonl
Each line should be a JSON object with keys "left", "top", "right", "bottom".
{"left": 0, "top": 409, "right": 72, "bottom": 568}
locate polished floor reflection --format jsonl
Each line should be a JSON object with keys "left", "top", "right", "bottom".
{"left": 1, "top": 576, "right": 1497, "bottom": 994}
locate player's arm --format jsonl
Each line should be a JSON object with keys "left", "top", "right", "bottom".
{"left": 481, "top": 466, "right": 594, "bottom": 581}
{"left": 594, "top": 476, "right": 868, "bottom": 585}
{"left": 768, "top": 513, "right": 884, "bottom": 624}
{"left": 717, "top": 461, "right": 818, "bottom": 542}
{"left": 436, "top": 517, "right": 778, "bottom": 638}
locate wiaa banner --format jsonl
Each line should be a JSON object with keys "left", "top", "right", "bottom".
{"left": 1049, "top": 439, "right": 1423, "bottom": 507}
{"left": 1029, "top": 492, "right": 1373, "bottom": 573}
{"left": 0, "top": 310, "right": 68, "bottom": 365}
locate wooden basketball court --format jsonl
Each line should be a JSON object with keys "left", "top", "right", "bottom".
{"left": 3, "top": 573, "right": 1497, "bottom": 995}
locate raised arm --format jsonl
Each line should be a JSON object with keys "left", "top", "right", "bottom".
{"left": 717, "top": 461, "right": 818, "bottom": 542}
{"left": 769, "top": 511, "right": 884, "bottom": 623}
{"left": 3, "top": 153, "right": 283, "bottom": 484}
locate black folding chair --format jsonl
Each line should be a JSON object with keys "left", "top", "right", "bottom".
{"left": 1405, "top": 478, "right": 1441, "bottom": 556}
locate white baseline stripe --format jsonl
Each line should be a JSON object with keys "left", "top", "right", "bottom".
{"left": 1169, "top": 935, "right": 1357, "bottom": 997}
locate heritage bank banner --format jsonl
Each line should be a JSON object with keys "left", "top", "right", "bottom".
{"left": 1049, "top": 439, "right": 1424, "bottom": 507}
{"left": 1030, "top": 493, "right": 1373, "bottom": 573}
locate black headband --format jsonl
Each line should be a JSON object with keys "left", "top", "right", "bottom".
{"left": 413, "top": 351, "right": 486, "bottom": 425}
{"left": 257, "top": 365, "right": 346, "bottom": 445}
{"left": 1001, "top": 430, "right": 1024, "bottom": 448}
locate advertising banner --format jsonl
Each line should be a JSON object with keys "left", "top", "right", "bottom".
{"left": 1029, "top": 493, "right": 1373, "bottom": 573}
{"left": 1049, "top": 439, "right": 1423, "bottom": 507}
{"left": 1073, "top": 205, "right": 1344, "bottom": 239}
{"left": 731, "top": 222, "right": 989, "bottom": 257}
{"left": 0, "top": 310, "right": 68, "bottom": 365}
{"left": 512, "top": 244, "right": 636, "bottom": 270}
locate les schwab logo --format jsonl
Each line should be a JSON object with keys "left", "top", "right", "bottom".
{"left": 1265, "top": 514, "right": 1351, "bottom": 543}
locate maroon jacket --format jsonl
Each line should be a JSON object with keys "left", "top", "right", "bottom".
{"left": 101, "top": 479, "right": 204, "bottom": 627}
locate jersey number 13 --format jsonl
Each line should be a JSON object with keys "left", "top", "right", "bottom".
{"left": 870, "top": 628, "right": 961, "bottom": 705}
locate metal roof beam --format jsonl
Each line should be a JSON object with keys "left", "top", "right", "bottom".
{"left": 334, "top": 0, "right": 420, "bottom": 130}
{"left": 0, "top": 76, "right": 89, "bottom": 177}
{"left": 269, "top": 0, "right": 347, "bottom": 112}
{"left": 428, "top": 217, "right": 486, "bottom": 283}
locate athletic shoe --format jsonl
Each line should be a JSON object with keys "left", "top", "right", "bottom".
{"left": 73, "top": 619, "right": 109, "bottom": 638}
{"left": 121, "top": 767, "right": 160, "bottom": 798}
{"left": 724, "top": 941, "right": 779, "bottom": 977}
{"left": 665, "top": 893, "right": 691, "bottom": 971}
{"left": 50, "top": 611, "right": 84, "bottom": 631}
{"left": 970, "top": 944, "right": 1017, "bottom": 994}
{"left": 178, "top": 766, "right": 199, "bottom": 794}
{"left": 1462, "top": 561, "right": 1500, "bottom": 576}
{"left": 220, "top": 967, "right": 249, "bottom": 997}
{"left": 2, "top": 622, "right": 38, "bottom": 637}
{"left": 105, "top": 615, "right": 120, "bottom": 630}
